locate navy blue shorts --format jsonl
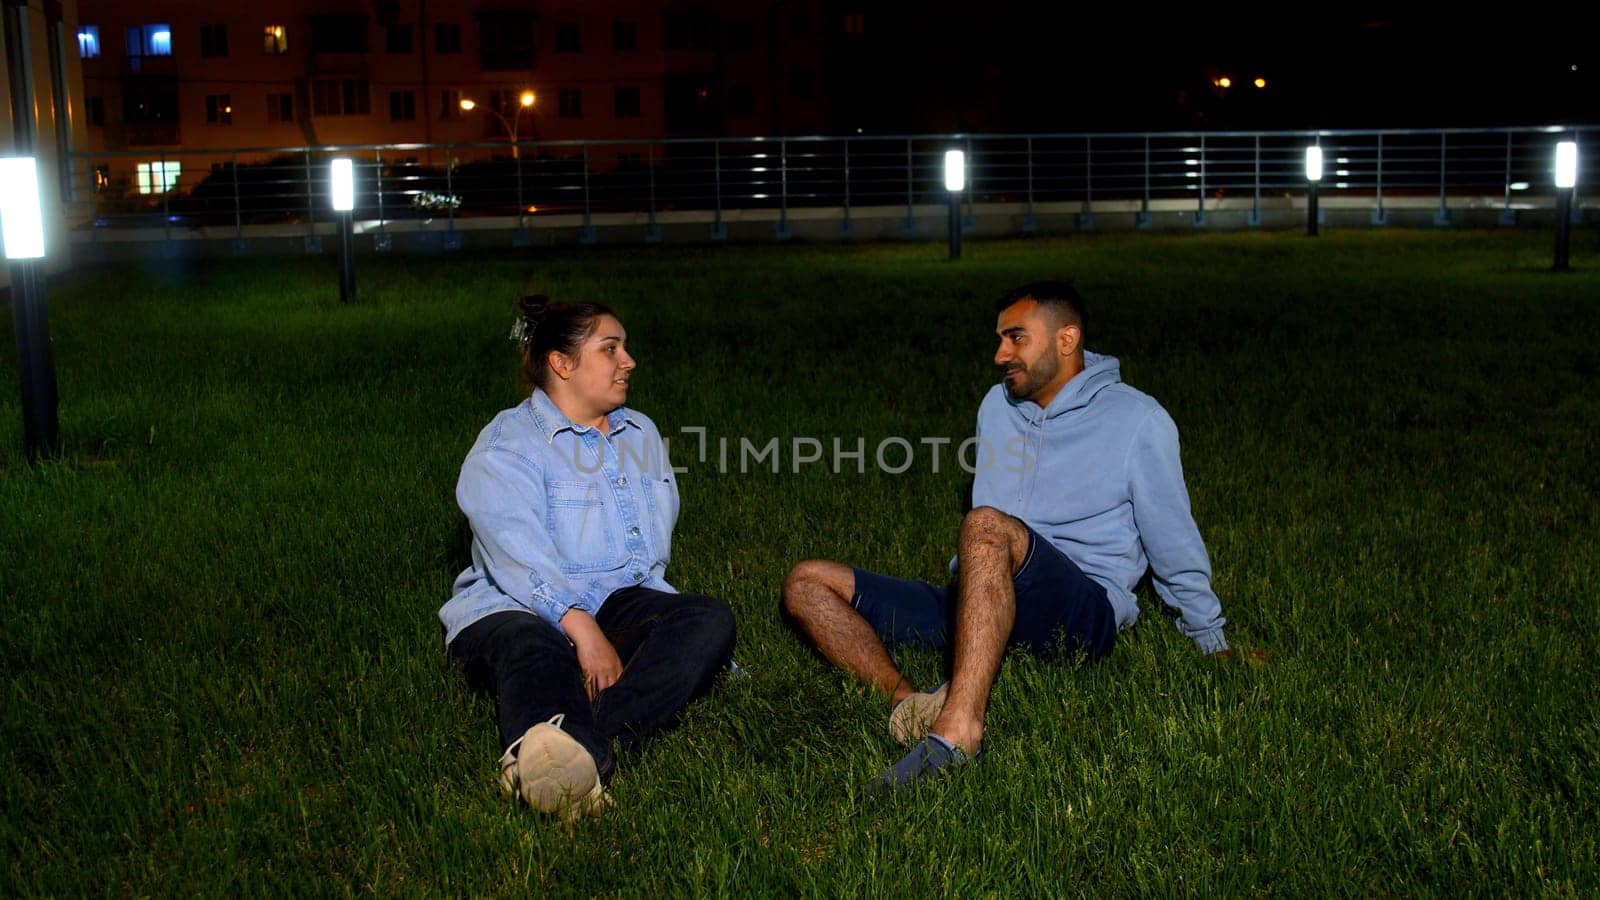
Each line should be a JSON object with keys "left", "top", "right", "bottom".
{"left": 851, "top": 521, "right": 1116, "bottom": 661}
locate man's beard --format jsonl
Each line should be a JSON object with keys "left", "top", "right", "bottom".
{"left": 1002, "top": 353, "right": 1060, "bottom": 402}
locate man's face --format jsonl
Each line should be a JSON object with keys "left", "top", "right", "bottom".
{"left": 994, "top": 299, "right": 1072, "bottom": 406}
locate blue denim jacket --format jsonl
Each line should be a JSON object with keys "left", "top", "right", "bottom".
{"left": 440, "top": 390, "right": 679, "bottom": 647}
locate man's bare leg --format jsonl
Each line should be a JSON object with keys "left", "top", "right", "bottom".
{"left": 931, "top": 507, "right": 1030, "bottom": 754}
{"left": 782, "top": 560, "right": 917, "bottom": 705}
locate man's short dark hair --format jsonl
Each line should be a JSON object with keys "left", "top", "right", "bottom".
{"left": 995, "top": 280, "right": 1086, "bottom": 335}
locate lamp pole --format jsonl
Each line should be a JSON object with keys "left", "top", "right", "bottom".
{"left": 331, "top": 158, "right": 356, "bottom": 302}
{"left": 944, "top": 149, "right": 965, "bottom": 260}
{"left": 461, "top": 91, "right": 535, "bottom": 159}
{"left": 1, "top": 157, "right": 59, "bottom": 461}
{"left": 4, "top": 2, "right": 58, "bottom": 462}
{"left": 1553, "top": 141, "right": 1577, "bottom": 272}
{"left": 1305, "top": 145, "right": 1323, "bottom": 237}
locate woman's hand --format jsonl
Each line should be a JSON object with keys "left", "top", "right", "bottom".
{"left": 561, "top": 608, "right": 623, "bottom": 701}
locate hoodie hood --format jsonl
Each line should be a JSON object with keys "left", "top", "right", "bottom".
{"left": 1006, "top": 350, "right": 1123, "bottom": 420}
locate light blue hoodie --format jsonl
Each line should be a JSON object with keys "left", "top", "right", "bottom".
{"left": 971, "top": 350, "right": 1229, "bottom": 655}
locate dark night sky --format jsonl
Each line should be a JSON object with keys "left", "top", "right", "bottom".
{"left": 838, "top": 6, "right": 1596, "bottom": 133}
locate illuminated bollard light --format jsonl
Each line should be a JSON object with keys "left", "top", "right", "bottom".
{"left": 0, "top": 156, "right": 59, "bottom": 461}
{"left": 1305, "top": 145, "right": 1323, "bottom": 237}
{"left": 945, "top": 149, "right": 965, "bottom": 260}
{"left": 1553, "top": 141, "right": 1578, "bottom": 272}
{"left": 331, "top": 158, "right": 356, "bottom": 302}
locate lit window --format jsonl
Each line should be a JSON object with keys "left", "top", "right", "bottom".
{"left": 136, "top": 161, "right": 181, "bottom": 194}
{"left": 77, "top": 25, "right": 100, "bottom": 58}
{"left": 263, "top": 25, "right": 288, "bottom": 55}
{"left": 126, "top": 24, "right": 172, "bottom": 58}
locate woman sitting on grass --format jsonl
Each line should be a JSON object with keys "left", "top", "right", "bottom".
{"left": 440, "top": 294, "right": 735, "bottom": 819}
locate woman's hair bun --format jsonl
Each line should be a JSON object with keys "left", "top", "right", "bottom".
{"left": 511, "top": 295, "right": 617, "bottom": 391}
{"left": 517, "top": 293, "right": 550, "bottom": 321}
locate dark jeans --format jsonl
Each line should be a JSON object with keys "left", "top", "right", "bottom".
{"left": 448, "top": 587, "right": 736, "bottom": 779}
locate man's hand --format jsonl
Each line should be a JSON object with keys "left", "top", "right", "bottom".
{"left": 1207, "top": 646, "right": 1270, "bottom": 667}
{"left": 561, "top": 608, "right": 623, "bottom": 700}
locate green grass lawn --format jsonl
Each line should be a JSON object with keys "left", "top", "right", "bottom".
{"left": 2, "top": 231, "right": 1598, "bottom": 895}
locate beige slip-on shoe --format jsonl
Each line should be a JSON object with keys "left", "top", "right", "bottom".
{"left": 498, "top": 714, "right": 611, "bottom": 819}
{"left": 888, "top": 682, "right": 950, "bottom": 746}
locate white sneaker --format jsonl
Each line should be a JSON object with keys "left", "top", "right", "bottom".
{"left": 888, "top": 683, "right": 950, "bottom": 746}
{"left": 497, "top": 714, "right": 611, "bottom": 819}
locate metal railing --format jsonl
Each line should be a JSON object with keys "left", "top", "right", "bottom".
{"left": 69, "top": 125, "right": 1594, "bottom": 243}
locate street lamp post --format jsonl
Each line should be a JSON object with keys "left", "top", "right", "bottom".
{"left": 331, "top": 158, "right": 356, "bottom": 302}
{"left": 944, "top": 149, "right": 965, "bottom": 260}
{"left": 1553, "top": 141, "right": 1578, "bottom": 272}
{"left": 1, "top": 156, "right": 59, "bottom": 461}
{"left": 461, "top": 90, "right": 536, "bottom": 159}
{"left": 1305, "top": 145, "right": 1323, "bottom": 237}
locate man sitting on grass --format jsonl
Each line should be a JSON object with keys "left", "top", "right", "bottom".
{"left": 783, "top": 280, "right": 1240, "bottom": 793}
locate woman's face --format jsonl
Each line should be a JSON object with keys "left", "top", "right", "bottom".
{"left": 555, "top": 314, "right": 635, "bottom": 413}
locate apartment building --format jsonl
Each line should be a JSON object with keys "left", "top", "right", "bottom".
{"left": 75, "top": 0, "right": 855, "bottom": 194}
